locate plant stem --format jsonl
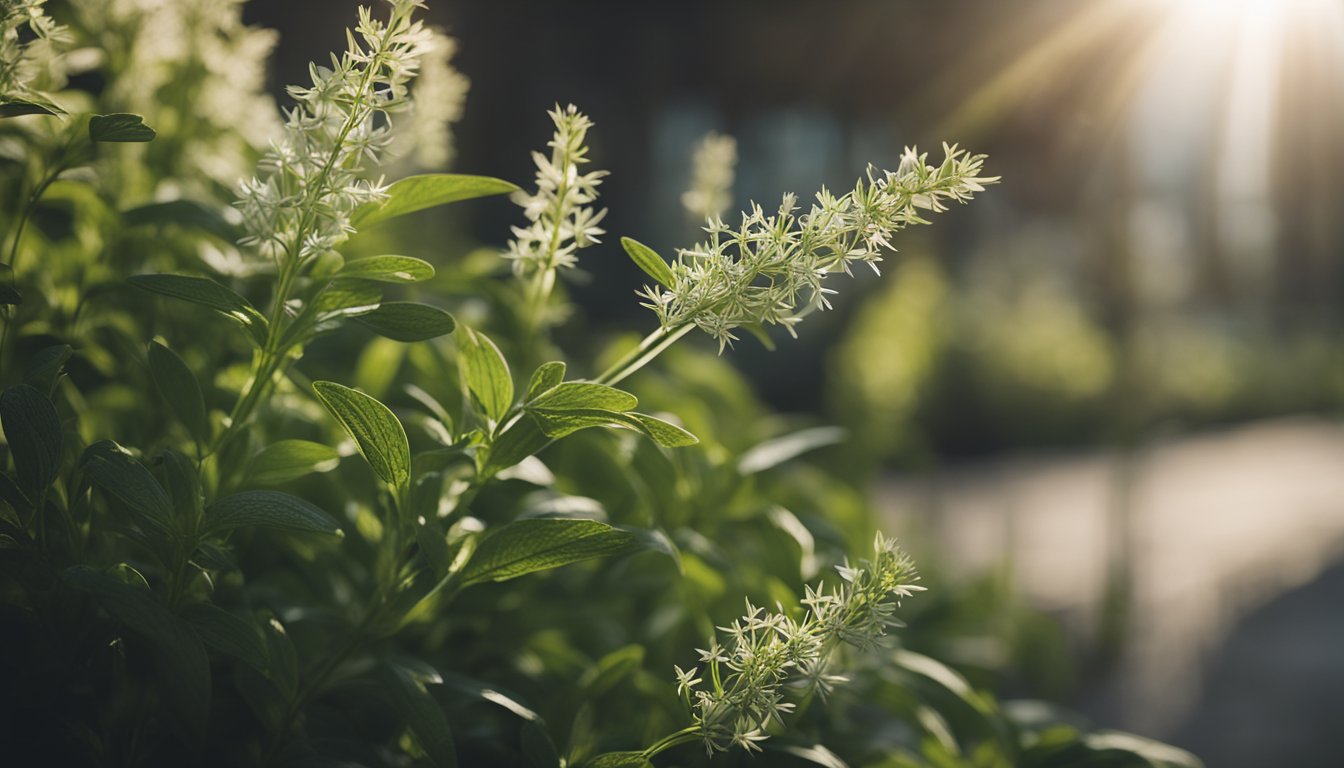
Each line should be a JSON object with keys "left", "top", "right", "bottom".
{"left": 594, "top": 322, "right": 694, "bottom": 386}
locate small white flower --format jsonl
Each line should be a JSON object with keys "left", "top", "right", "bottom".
{"left": 682, "top": 131, "right": 737, "bottom": 221}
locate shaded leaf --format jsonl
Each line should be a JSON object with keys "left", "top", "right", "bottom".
{"left": 579, "top": 645, "right": 644, "bottom": 698}
{"left": 313, "top": 381, "right": 410, "bottom": 487}
{"left": 382, "top": 661, "right": 458, "bottom": 768}
{"left": 148, "top": 341, "right": 210, "bottom": 444}
{"left": 0, "top": 99, "right": 59, "bottom": 118}
{"left": 23, "top": 344, "right": 73, "bottom": 391}
{"left": 459, "top": 518, "right": 633, "bottom": 586}
{"left": 243, "top": 440, "right": 340, "bottom": 486}
{"left": 80, "top": 441, "right": 174, "bottom": 533}
{"left": 353, "top": 173, "right": 519, "bottom": 229}
{"left": 355, "top": 301, "right": 456, "bottom": 342}
{"left": 481, "top": 416, "right": 550, "bottom": 478}
{"left": 0, "top": 384, "right": 63, "bottom": 491}
{"left": 181, "top": 603, "right": 269, "bottom": 673}
{"left": 128, "top": 274, "right": 268, "bottom": 347}
{"left": 89, "top": 112, "right": 156, "bottom": 142}
{"left": 737, "top": 426, "right": 846, "bottom": 475}
{"left": 205, "top": 490, "right": 342, "bottom": 537}
{"left": 122, "top": 199, "right": 241, "bottom": 241}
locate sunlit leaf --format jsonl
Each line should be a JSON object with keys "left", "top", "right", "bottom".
{"left": 313, "top": 381, "right": 410, "bottom": 487}
{"left": 459, "top": 518, "right": 633, "bottom": 586}
{"left": 352, "top": 173, "right": 519, "bottom": 229}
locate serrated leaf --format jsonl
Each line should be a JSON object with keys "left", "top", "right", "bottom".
{"left": 338, "top": 255, "right": 435, "bottom": 283}
{"left": 122, "top": 199, "right": 241, "bottom": 242}
{"left": 458, "top": 326, "right": 512, "bottom": 423}
{"left": 352, "top": 173, "right": 519, "bottom": 230}
{"left": 313, "top": 381, "right": 410, "bottom": 487}
{"left": 181, "top": 603, "right": 269, "bottom": 673}
{"left": 204, "top": 490, "right": 341, "bottom": 537}
{"left": 63, "top": 566, "right": 209, "bottom": 739}
{"left": 128, "top": 274, "right": 268, "bottom": 347}
{"left": 526, "top": 362, "right": 566, "bottom": 401}
{"left": 459, "top": 518, "right": 633, "bottom": 586}
{"left": 89, "top": 112, "right": 156, "bottom": 142}
{"left": 382, "top": 661, "right": 458, "bottom": 768}
{"left": 80, "top": 441, "right": 174, "bottom": 533}
{"left": 355, "top": 301, "right": 456, "bottom": 342}
{"left": 527, "top": 382, "right": 637, "bottom": 412}
{"left": 0, "top": 384, "right": 63, "bottom": 491}
{"left": 737, "top": 426, "right": 846, "bottom": 475}
{"left": 243, "top": 440, "right": 340, "bottom": 485}
{"left": 148, "top": 341, "right": 210, "bottom": 444}
{"left": 24, "top": 344, "right": 73, "bottom": 391}
{"left": 620, "top": 236, "right": 675, "bottom": 288}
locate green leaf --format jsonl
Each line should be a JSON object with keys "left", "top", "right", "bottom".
{"left": 458, "top": 326, "right": 512, "bottom": 423}
{"left": 128, "top": 274, "right": 268, "bottom": 347}
{"left": 737, "top": 426, "right": 845, "bottom": 475}
{"left": 24, "top": 344, "right": 73, "bottom": 391}
{"left": 352, "top": 173, "right": 520, "bottom": 230}
{"left": 772, "top": 744, "right": 850, "bottom": 768}
{"left": 0, "top": 99, "right": 59, "bottom": 118}
{"left": 63, "top": 566, "right": 209, "bottom": 739}
{"left": 312, "top": 381, "right": 410, "bottom": 487}
{"left": 579, "top": 644, "right": 644, "bottom": 698}
{"left": 620, "top": 236, "right": 675, "bottom": 288}
{"left": 338, "top": 255, "right": 435, "bottom": 283}
{"left": 89, "top": 112, "right": 156, "bottom": 142}
{"left": 583, "top": 753, "right": 652, "bottom": 768}
{"left": 312, "top": 279, "right": 382, "bottom": 320}
{"left": 440, "top": 671, "right": 542, "bottom": 722}
{"left": 527, "top": 409, "right": 698, "bottom": 448}
{"left": 205, "top": 490, "right": 342, "bottom": 537}
{"left": 180, "top": 603, "right": 269, "bottom": 673}
{"left": 382, "top": 661, "right": 459, "bottom": 768}
{"left": 0, "top": 283, "right": 19, "bottom": 305}
{"left": 148, "top": 341, "right": 210, "bottom": 444}
{"left": 526, "top": 362, "right": 566, "bottom": 401}
{"left": 122, "top": 199, "right": 241, "bottom": 242}
{"left": 527, "top": 382, "right": 637, "bottom": 412}
{"left": 355, "top": 301, "right": 456, "bottom": 342}
{"left": 80, "top": 442, "right": 175, "bottom": 533}
{"left": 243, "top": 440, "right": 340, "bottom": 486}
{"left": 0, "top": 384, "right": 63, "bottom": 491}
{"left": 481, "top": 416, "right": 550, "bottom": 478}
{"left": 459, "top": 518, "right": 633, "bottom": 586}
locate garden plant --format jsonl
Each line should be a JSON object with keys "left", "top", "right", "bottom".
{"left": 0, "top": 1, "right": 1204, "bottom": 766}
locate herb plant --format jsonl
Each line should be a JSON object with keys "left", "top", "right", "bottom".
{"left": 0, "top": 2, "right": 1202, "bottom": 767}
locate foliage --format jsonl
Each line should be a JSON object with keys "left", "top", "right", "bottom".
{"left": 0, "top": 2, "right": 1201, "bottom": 767}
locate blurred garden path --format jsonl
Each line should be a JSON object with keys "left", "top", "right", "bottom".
{"left": 876, "top": 416, "right": 1344, "bottom": 745}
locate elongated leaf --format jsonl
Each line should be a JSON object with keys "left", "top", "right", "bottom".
{"left": 459, "top": 518, "right": 633, "bottom": 586}
{"left": 89, "top": 112, "right": 156, "bottom": 142}
{"left": 80, "top": 441, "right": 174, "bottom": 532}
{"left": 180, "top": 603, "right": 269, "bottom": 673}
{"left": 0, "top": 384, "right": 63, "bottom": 491}
{"left": 527, "top": 409, "right": 698, "bottom": 448}
{"left": 338, "top": 255, "right": 435, "bottom": 283}
{"left": 526, "top": 361, "right": 566, "bottom": 401}
{"left": 205, "top": 491, "right": 341, "bottom": 537}
{"left": 738, "top": 426, "right": 846, "bottom": 475}
{"left": 355, "top": 301, "right": 456, "bottom": 342}
{"left": 0, "top": 99, "right": 59, "bottom": 118}
{"left": 458, "top": 326, "right": 512, "bottom": 423}
{"left": 353, "top": 173, "right": 519, "bottom": 229}
{"left": 313, "top": 381, "right": 410, "bottom": 487}
{"left": 128, "top": 274, "right": 268, "bottom": 347}
{"left": 440, "top": 671, "right": 542, "bottom": 722}
{"left": 122, "top": 199, "right": 240, "bottom": 241}
{"left": 24, "top": 344, "right": 73, "bottom": 391}
{"left": 244, "top": 440, "right": 340, "bottom": 486}
{"left": 773, "top": 744, "right": 850, "bottom": 768}
{"left": 584, "top": 753, "right": 652, "bottom": 768}
{"left": 148, "top": 341, "right": 210, "bottom": 444}
{"left": 620, "top": 237, "right": 675, "bottom": 288}
{"left": 382, "top": 661, "right": 459, "bottom": 768}
{"left": 527, "top": 382, "right": 636, "bottom": 412}
{"left": 63, "top": 566, "right": 209, "bottom": 739}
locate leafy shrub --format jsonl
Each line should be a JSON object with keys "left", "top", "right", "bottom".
{"left": 0, "top": 2, "right": 1201, "bottom": 766}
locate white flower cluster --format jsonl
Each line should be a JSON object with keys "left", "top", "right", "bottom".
{"left": 236, "top": 0, "right": 431, "bottom": 266}
{"left": 674, "top": 533, "right": 924, "bottom": 755}
{"left": 642, "top": 144, "right": 999, "bottom": 350}
{"left": 681, "top": 131, "right": 737, "bottom": 221}
{"left": 387, "top": 26, "right": 469, "bottom": 171}
{"left": 504, "top": 104, "right": 608, "bottom": 277}
{"left": 0, "top": 0, "right": 66, "bottom": 108}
